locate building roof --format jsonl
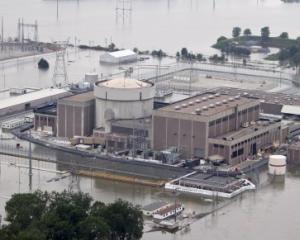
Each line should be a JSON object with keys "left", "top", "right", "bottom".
{"left": 0, "top": 88, "right": 69, "bottom": 110}
{"left": 212, "top": 87, "right": 300, "bottom": 106}
{"left": 98, "top": 78, "right": 151, "bottom": 89}
{"left": 34, "top": 104, "right": 57, "bottom": 116}
{"left": 142, "top": 202, "right": 168, "bottom": 212}
{"left": 281, "top": 105, "right": 300, "bottom": 115}
{"left": 158, "top": 93, "right": 258, "bottom": 117}
{"left": 108, "top": 49, "right": 136, "bottom": 58}
{"left": 60, "top": 91, "right": 94, "bottom": 103}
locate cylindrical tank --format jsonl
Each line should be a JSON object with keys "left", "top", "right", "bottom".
{"left": 94, "top": 78, "right": 155, "bottom": 131}
{"left": 268, "top": 155, "right": 287, "bottom": 176}
{"left": 85, "top": 72, "right": 98, "bottom": 83}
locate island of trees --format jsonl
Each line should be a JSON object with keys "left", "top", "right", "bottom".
{"left": 0, "top": 191, "right": 144, "bottom": 240}
{"left": 213, "top": 26, "right": 300, "bottom": 68}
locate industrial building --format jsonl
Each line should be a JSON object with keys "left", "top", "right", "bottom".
{"left": 212, "top": 87, "right": 300, "bottom": 116}
{"left": 57, "top": 91, "right": 95, "bottom": 138}
{"left": 34, "top": 104, "right": 57, "bottom": 135}
{"left": 94, "top": 78, "right": 155, "bottom": 132}
{"left": 152, "top": 92, "right": 282, "bottom": 165}
{"left": 287, "top": 142, "right": 300, "bottom": 164}
{"left": 0, "top": 88, "right": 71, "bottom": 117}
{"left": 100, "top": 49, "right": 137, "bottom": 64}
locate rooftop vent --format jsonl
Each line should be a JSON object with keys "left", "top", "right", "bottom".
{"left": 195, "top": 108, "right": 201, "bottom": 115}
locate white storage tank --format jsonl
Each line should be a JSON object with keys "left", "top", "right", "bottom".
{"left": 268, "top": 155, "right": 287, "bottom": 176}
{"left": 94, "top": 77, "right": 155, "bottom": 131}
{"left": 85, "top": 72, "right": 98, "bottom": 83}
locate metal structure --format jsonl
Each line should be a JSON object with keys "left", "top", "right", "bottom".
{"left": 17, "top": 18, "right": 38, "bottom": 43}
{"left": 52, "top": 40, "right": 69, "bottom": 87}
{"left": 115, "top": 0, "right": 132, "bottom": 24}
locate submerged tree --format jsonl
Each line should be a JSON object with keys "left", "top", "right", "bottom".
{"left": 243, "top": 28, "right": 252, "bottom": 37}
{"left": 232, "top": 27, "right": 242, "bottom": 38}
{"left": 261, "top": 26, "right": 270, "bottom": 41}
{"left": 279, "top": 32, "right": 289, "bottom": 39}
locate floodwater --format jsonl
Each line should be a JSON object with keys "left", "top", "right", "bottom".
{"left": 0, "top": 148, "right": 300, "bottom": 240}
{"left": 0, "top": 135, "right": 300, "bottom": 240}
{"left": 1, "top": 0, "right": 300, "bottom": 239}
{"left": 1, "top": 0, "right": 300, "bottom": 55}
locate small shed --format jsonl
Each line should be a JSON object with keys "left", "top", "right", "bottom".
{"left": 100, "top": 49, "right": 137, "bottom": 64}
{"left": 142, "top": 202, "right": 169, "bottom": 216}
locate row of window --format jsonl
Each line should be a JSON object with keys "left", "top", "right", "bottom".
{"left": 230, "top": 131, "right": 270, "bottom": 150}
{"left": 231, "top": 148, "right": 244, "bottom": 158}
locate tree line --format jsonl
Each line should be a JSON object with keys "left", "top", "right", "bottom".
{"left": 0, "top": 191, "right": 144, "bottom": 240}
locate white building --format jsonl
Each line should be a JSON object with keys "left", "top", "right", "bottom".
{"left": 94, "top": 77, "right": 155, "bottom": 132}
{"left": 0, "top": 88, "right": 71, "bottom": 116}
{"left": 100, "top": 49, "right": 138, "bottom": 64}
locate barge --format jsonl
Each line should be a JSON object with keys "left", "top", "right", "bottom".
{"left": 165, "top": 172, "right": 256, "bottom": 199}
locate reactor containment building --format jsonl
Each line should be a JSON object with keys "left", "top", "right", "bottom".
{"left": 94, "top": 77, "right": 155, "bottom": 132}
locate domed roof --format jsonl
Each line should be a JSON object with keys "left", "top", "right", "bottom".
{"left": 99, "top": 78, "right": 151, "bottom": 89}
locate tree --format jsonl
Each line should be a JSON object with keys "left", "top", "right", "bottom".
{"left": 181, "top": 47, "right": 188, "bottom": 58}
{"left": 102, "top": 199, "right": 143, "bottom": 240}
{"left": 217, "top": 36, "right": 227, "bottom": 43}
{"left": 5, "top": 191, "right": 47, "bottom": 231}
{"left": 108, "top": 42, "right": 115, "bottom": 51}
{"left": 279, "top": 32, "right": 289, "bottom": 39}
{"left": 0, "top": 191, "right": 144, "bottom": 240}
{"left": 232, "top": 27, "right": 242, "bottom": 38}
{"left": 243, "top": 28, "right": 252, "bottom": 36}
{"left": 261, "top": 26, "right": 270, "bottom": 41}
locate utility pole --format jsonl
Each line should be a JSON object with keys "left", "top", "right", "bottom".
{"left": 28, "top": 129, "right": 33, "bottom": 192}
{"left": 116, "top": 0, "right": 132, "bottom": 24}
{"left": 1, "top": 17, "right": 3, "bottom": 51}
{"left": 57, "top": 0, "right": 59, "bottom": 19}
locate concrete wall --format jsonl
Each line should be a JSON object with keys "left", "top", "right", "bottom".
{"left": 288, "top": 147, "right": 300, "bottom": 164}
{"left": 152, "top": 116, "right": 208, "bottom": 158}
{"left": 57, "top": 100, "right": 95, "bottom": 138}
{"left": 260, "top": 102, "right": 283, "bottom": 115}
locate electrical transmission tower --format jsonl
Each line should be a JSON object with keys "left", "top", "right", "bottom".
{"left": 52, "top": 40, "right": 69, "bottom": 88}
{"left": 116, "top": 0, "right": 132, "bottom": 24}
{"left": 17, "top": 18, "right": 38, "bottom": 42}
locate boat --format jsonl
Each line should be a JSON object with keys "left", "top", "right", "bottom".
{"left": 38, "top": 58, "right": 49, "bottom": 70}
{"left": 153, "top": 203, "right": 184, "bottom": 221}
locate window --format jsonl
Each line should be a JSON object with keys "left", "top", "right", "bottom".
{"left": 232, "top": 151, "right": 238, "bottom": 158}
{"left": 238, "top": 148, "right": 244, "bottom": 156}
